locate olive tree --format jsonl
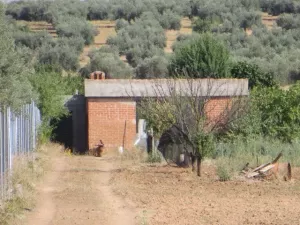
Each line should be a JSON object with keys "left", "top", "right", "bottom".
{"left": 107, "top": 11, "right": 166, "bottom": 67}
{"left": 55, "top": 16, "right": 97, "bottom": 45}
{"left": 135, "top": 55, "right": 169, "bottom": 79}
{"left": 0, "top": 3, "right": 35, "bottom": 109}
{"left": 83, "top": 46, "right": 133, "bottom": 78}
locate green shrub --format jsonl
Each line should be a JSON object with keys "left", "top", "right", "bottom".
{"left": 228, "top": 83, "right": 300, "bottom": 142}
{"left": 215, "top": 26, "right": 300, "bottom": 84}
{"left": 158, "top": 9, "right": 181, "bottom": 30}
{"left": 30, "top": 68, "right": 83, "bottom": 140}
{"left": 169, "top": 33, "right": 230, "bottom": 78}
{"left": 135, "top": 55, "right": 169, "bottom": 79}
{"left": 216, "top": 159, "right": 232, "bottom": 181}
{"left": 115, "top": 19, "right": 130, "bottom": 31}
{"left": 14, "top": 31, "right": 53, "bottom": 50}
{"left": 259, "top": 0, "right": 297, "bottom": 15}
{"left": 146, "top": 150, "right": 163, "bottom": 163}
{"left": 57, "top": 36, "right": 85, "bottom": 54}
{"left": 49, "top": 0, "right": 88, "bottom": 22}
{"left": 38, "top": 43, "right": 79, "bottom": 71}
{"left": 107, "top": 11, "right": 166, "bottom": 67}
{"left": 239, "top": 11, "right": 262, "bottom": 30}
{"left": 55, "top": 16, "right": 97, "bottom": 45}
{"left": 5, "top": 1, "right": 52, "bottom": 21}
{"left": 193, "top": 18, "right": 212, "bottom": 33}
{"left": 276, "top": 13, "right": 300, "bottom": 30}
{"left": 231, "top": 61, "right": 277, "bottom": 88}
{"left": 0, "top": 4, "right": 35, "bottom": 109}
{"left": 87, "top": 0, "right": 109, "bottom": 20}
{"left": 84, "top": 46, "right": 133, "bottom": 78}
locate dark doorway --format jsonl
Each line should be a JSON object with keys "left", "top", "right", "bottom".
{"left": 51, "top": 113, "right": 73, "bottom": 150}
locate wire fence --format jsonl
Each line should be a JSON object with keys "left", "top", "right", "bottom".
{"left": 0, "top": 101, "right": 41, "bottom": 201}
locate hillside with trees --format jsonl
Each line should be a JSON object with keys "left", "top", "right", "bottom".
{"left": 2, "top": 0, "right": 300, "bottom": 178}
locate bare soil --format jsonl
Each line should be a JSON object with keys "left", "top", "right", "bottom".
{"left": 20, "top": 147, "right": 300, "bottom": 225}
{"left": 111, "top": 160, "right": 300, "bottom": 225}
{"left": 261, "top": 12, "right": 278, "bottom": 30}
{"left": 24, "top": 152, "right": 136, "bottom": 225}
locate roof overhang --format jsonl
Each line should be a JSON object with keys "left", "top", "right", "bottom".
{"left": 84, "top": 79, "right": 249, "bottom": 98}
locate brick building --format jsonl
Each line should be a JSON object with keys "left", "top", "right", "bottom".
{"left": 84, "top": 78, "right": 248, "bottom": 152}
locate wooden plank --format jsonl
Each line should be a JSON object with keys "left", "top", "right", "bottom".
{"left": 252, "top": 163, "right": 270, "bottom": 172}
{"left": 246, "top": 171, "right": 260, "bottom": 178}
{"left": 259, "top": 164, "right": 275, "bottom": 173}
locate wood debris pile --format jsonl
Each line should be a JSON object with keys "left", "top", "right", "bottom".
{"left": 242, "top": 153, "right": 292, "bottom": 181}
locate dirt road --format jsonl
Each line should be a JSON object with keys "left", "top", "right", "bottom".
{"left": 25, "top": 153, "right": 136, "bottom": 225}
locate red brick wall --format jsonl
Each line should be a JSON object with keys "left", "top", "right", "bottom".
{"left": 86, "top": 96, "right": 233, "bottom": 151}
{"left": 87, "top": 98, "right": 136, "bottom": 151}
{"left": 205, "top": 97, "right": 232, "bottom": 127}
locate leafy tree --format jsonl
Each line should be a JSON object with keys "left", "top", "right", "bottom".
{"left": 5, "top": 0, "right": 52, "bottom": 21}
{"left": 192, "top": 18, "right": 212, "bottom": 33}
{"left": 259, "top": 0, "right": 297, "bottom": 15}
{"left": 135, "top": 55, "right": 169, "bottom": 79}
{"left": 56, "top": 36, "right": 85, "bottom": 54}
{"left": 30, "top": 66, "right": 83, "bottom": 140}
{"left": 231, "top": 61, "right": 277, "bottom": 88}
{"left": 0, "top": 3, "right": 35, "bottom": 109}
{"left": 239, "top": 11, "right": 262, "bottom": 30}
{"left": 83, "top": 46, "right": 133, "bottom": 78}
{"left": 110, "top": 0, "right": 145, "bottom": 22}
{"left": 107, "top": 11, "right": 166, "bottom": 67}
{"left": 87, "top": 0, "right": 109, "bottom": 20}
{"left": 158, "top": 9, "right": 181, "bottom": 30}
{"left": 38, "top": 42, "right": 80, "bottom": 71}
{"left": 55, "top": 16, "right": 97, "bottom": 45}
{"left": 229, "top": 83, "right": 300, "bottom": 142}
{"left": 115, "top": 19, "right": 129, "bottom": 31}
{"left": 250, "top": 85, "right": 300, "bottom": 141}
{"left": 14, "top": 31, "right": 53, "bottom": 50}
{"left": 30, "top": 70, "right": 68, "bottom": 122}
{"left": 276, "top": 13, "right": 300, "bottom": 30}
{"left": 169, "top": 34, "right": 230, "bottom": 78}
{"left": 49, "top": 0, "right": 88, "bottom": 22}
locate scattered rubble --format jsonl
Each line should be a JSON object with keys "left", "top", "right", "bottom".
{"left": 242, "top": 153, "right": 292, "bottom": 181}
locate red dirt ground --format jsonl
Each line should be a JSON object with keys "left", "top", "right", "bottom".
{"left": 111, "top": 159, "right": 300, "bottom": 225}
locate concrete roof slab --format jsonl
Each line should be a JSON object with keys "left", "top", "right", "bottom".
{"left": 84, "top": 79, "right": 249, "bottom": 98}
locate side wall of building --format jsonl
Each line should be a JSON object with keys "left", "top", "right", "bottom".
{"left": 87, "top": 98, "right": 136, "bottom": 151}
{"left": 205, "top": 97, "right": 233, "bottom": 124}
{"left": 86, "top": 96, "right": 236, "bottom": 152}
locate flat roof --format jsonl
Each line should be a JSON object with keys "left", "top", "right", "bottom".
{"left": 85, "top": 79, "right": 249, "bottom": 98}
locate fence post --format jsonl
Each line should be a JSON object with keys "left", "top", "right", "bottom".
{"left": 0, "top": 102, "right": 41, "bottom": 201}
{"left": 0, "top": 110, "right": 3, "bottom": 200}
{"left": 7, "top": 107, "right": 12, "bottom": 171}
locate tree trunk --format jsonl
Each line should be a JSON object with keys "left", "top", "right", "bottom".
{"left": 147, "top": 132, "right": 153, "bottom": 154}
{"left": 191, "top": 155, "right": 196, "bottom": 172}
{"left": 197, "top": 156, "right": 202, "bottom": 177}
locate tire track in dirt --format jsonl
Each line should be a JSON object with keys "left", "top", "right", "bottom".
{"left": 25, "top": 153, "right": 136, "bottom": 225}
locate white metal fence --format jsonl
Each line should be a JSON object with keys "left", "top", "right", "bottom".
{"left": 0, "top": 101, "right": 41, "bottom": 200}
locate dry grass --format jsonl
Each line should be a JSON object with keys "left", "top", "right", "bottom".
{"left": 91, "top": 20, "right": 116, "bottom": 45}
{"left": 17, "top": 21, "right": 57, "bottom": 37}
{"left": 0, "top": 143, "right": 63, "bottom": 225}
{"left": 164, "top": 17, "right": 192, "bottom": 53}
{"left": 79, "top": 20, "right": 117, "bottom": 66}
{"left": 261, "top": 12, "right": 278, "bottom": 30}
